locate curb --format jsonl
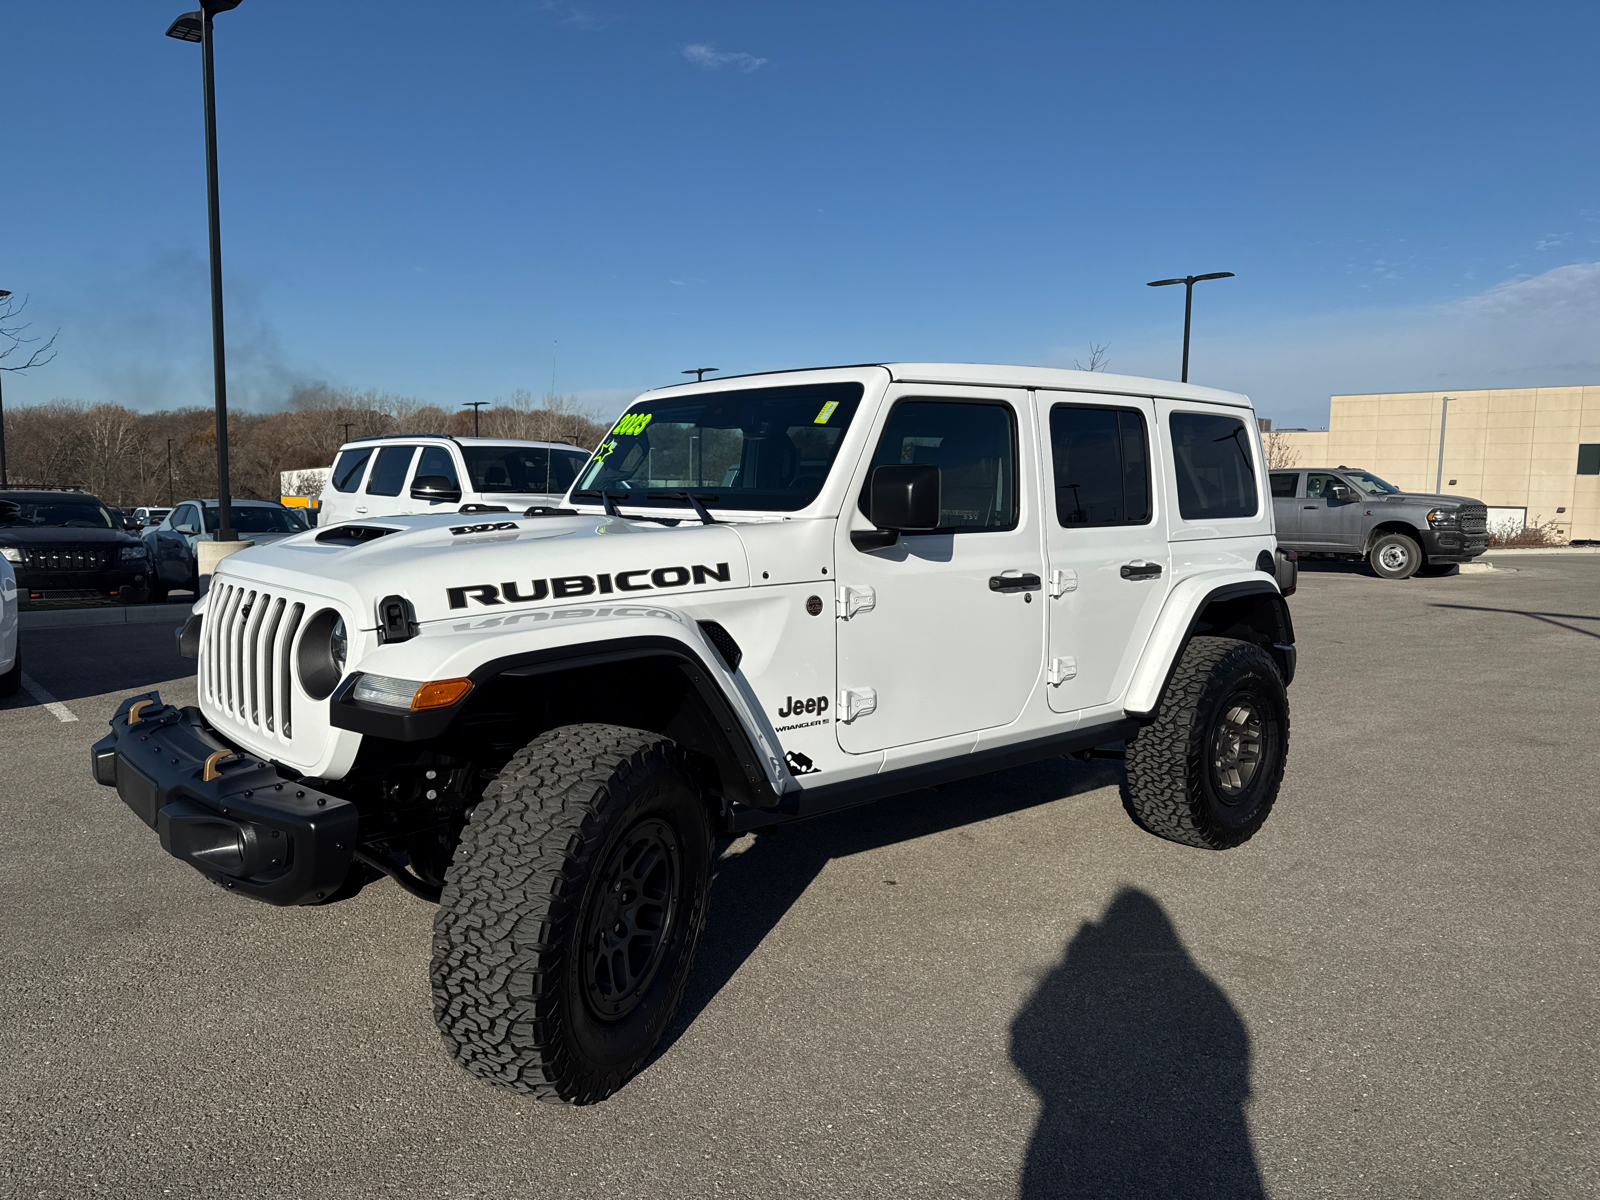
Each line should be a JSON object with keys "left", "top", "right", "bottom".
{"left": 1481, "top": 546, "right": 1600, "bottom": 556}
{"left": 20, "top": 604, "right": 194, "bottom": 631}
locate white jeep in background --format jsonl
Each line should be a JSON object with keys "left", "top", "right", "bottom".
{"left": 317, "top": 434, "right": 591, "bottom": 526}
{"left": 92, "top": 363, "right": 1297, "bottom": 1105}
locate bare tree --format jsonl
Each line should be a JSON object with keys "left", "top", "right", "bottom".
{"left": 1261, "top": 430, "right": 1300, "bottom": 470}
{"left": 0, "top": 293, "right": 58, "bottom": 375}
{"left": 1073, "top": 343, "right": 1109, "bottom": 372}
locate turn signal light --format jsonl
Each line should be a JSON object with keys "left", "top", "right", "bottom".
{"left": 412, "top": 678, "right": 473, "bottom": 710}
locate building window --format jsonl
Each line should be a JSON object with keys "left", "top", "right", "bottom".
{"left": 1578, "top": 444, "right": 1600, "bottom": 475}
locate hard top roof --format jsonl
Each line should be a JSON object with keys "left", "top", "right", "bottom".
{"left": 638, "top": 363, "right": 1250, "bottom": 408}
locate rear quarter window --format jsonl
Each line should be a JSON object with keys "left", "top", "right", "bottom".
{"left": 1169, "top": 412, "right": 1259, "bottom": 520}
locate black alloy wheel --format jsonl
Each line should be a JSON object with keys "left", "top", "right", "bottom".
{"left": 1208, "top": 693, "right": 1266, "bottom": 802}
{"left": 581, "top": 818, "right": 682, "bottom": 1021}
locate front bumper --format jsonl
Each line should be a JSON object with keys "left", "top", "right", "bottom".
{"left": 1420, "top": 528, "right": 1489, "bottom": 564}
{"left": 18, "top": 566, "right": 150, "bottom": 606}
{"left": 90, "top": 692, "right": 357, "bottom": 906}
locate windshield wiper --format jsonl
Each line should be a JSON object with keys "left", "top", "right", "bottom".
{"left": 647, "top": 491, "right": 719, "bottom": 525}
{"left": 595, "top": 490, "right": 679, "bottom": 526}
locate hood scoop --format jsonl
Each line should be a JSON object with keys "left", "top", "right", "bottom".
{"left": 316, "top": 525, "right": 398, "bottom": 547}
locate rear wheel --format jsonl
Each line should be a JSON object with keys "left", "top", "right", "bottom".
{"left": 1124, "top": 636, "right": 1289, "bottom": 850}
{"left": 1369, "top": 533, "right": 1422, "bottom": 579}
{"left": 431, "top": 724, "right": 713, "bottom": 1104}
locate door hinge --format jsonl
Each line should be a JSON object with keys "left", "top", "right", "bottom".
{"left": 1049, "top": 569, "right": 1077, "bottom": 598}
{"left": 1047, "top": 657, "right": 1078, "bottom": 686}
{"left": 836, "top": 585, "right": 876, "bottom": 620}
{"left": 838, "top": 687, "right": 878, "bottom": 721}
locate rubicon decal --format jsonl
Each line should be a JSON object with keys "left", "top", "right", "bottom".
{"left": 447, "top": 562, "right": 732, "bottom": 609}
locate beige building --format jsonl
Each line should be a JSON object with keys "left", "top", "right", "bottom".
{"left": 1273, "top": 386, "right": 1600, "bottom": 542}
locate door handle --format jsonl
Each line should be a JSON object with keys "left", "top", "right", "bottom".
{"left": 989, "top": 573, "right": 1041, "bottom": 593}
{"left": 355, "top": 506, "right": 369, "bottom": 514}
{"left": 1120, "top": 562, "right": 1163, "bottom": 580}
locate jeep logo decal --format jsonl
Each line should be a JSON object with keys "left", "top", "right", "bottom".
{"left": 447, "top": 562, "right": 731, "bottom": 609}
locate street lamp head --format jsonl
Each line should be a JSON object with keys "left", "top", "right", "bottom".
{"left": 0, "top": 290, "right": 12, "bottom": 300}
{"left": 1193, "top": 272, "right": 1235, "bottom": 282}
{"left": 1146, "top": 278, "right": 1186, "bottom": 288}
{"left": 165, "top": 12, "right": 203, "bottom": 40}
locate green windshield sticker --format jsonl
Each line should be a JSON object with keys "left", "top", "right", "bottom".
{"left": 614, "top": 411, "right": 653, "bottom": 437}
{"left": 814, "top": 400, "right": 840, "bottom": 424}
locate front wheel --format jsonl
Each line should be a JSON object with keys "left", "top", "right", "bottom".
{"left": 431, "top": 724, "right": 713, "bottom": 1105}
{"left": 1369, "top": 532, "right": 1422, "bottom": 579}
{"left": 1124, "top": 636, "right": 1290, "bottom": 850}
{"left": 0, "top": 643, "right": 20, "bottom": 698}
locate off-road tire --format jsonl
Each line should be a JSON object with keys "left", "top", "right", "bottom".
{"left": 1369, "top": 532, "right": 1422, "bottom": 580}
{"left": 1123, "top": 636, "right": 1289, "bottom": 850}
{"left": 0, "top": 643, "right": 20, "bottom": 698}
{"left": 431, "top": 724, "right": 714, "bottom": 1105}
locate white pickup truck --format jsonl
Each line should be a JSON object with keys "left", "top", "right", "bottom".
{"left": 92, "top": 363, "right": 1296, "bottom": 1104}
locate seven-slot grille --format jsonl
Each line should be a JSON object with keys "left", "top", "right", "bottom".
{"left": 200, "top": 581, "right": 309, "bottom": 743}
{"left": 20, "top": 545, "right": 111, "bottom": 572}
{"left": 1459, "top": 504, "right": 1488, "bottom": 536}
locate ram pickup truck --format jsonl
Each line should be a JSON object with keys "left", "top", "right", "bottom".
{"left": 1269, "top": 466, "right": 1488, "bottom": 579}
{"left": 92, "top": 363, "right": 1298, "bottom": 1105}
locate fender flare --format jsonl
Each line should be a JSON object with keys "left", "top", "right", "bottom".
{"left": 328, "top": 613, "right": 786, "bottom": 807}
{"left": 1122, "top": 573, "right": 1292, "bottom": 717}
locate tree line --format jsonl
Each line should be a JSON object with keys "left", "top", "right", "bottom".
{"left": 0, "top": 386, "right": 613, "bottom": 508}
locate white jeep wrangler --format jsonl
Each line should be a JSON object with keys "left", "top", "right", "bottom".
{"left": 92, "top": 364, "right": 1296, "bottom": 1105}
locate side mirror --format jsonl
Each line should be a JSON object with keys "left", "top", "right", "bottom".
{"left": 175, "top": 523, "right": 199, "bottom": 536}
{"left": 854, "top": 464, "right": 942, "bottom": 551}
{"left": 1329, "top": 484, "right": 1356, "bottom": 502}
{"left": 411, "top": 475, "right": 462, "bottom": 504}
{"left": 0, "top": 501, "right": 18, "bottom": 525}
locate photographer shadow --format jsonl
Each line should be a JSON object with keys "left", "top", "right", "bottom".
{"left": 1010, "top": 888, "right": 1264, "bottom": 1199}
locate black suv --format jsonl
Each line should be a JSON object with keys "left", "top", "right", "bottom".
{"left": 0, "top": 490, "right": 152, "bottom": 607}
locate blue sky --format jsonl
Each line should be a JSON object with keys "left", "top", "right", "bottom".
{"left": 5, "top": 0, "right": 1599, "bottom": 428}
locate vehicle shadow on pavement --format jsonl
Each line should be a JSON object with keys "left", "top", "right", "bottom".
{"left": 663, "top": 757, "right": 1122, "bottom": 1051}
{"left": 1432, "top": 603, "right": 1600, "bottom": 640}
{"left": 4, "top": 623, "right": 194, "bottom": 706}
{"left": 1009, "top": 888, "right": 1265, "bottom": 1199}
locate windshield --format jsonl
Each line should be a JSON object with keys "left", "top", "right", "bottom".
{"left": 7, "top": 497, "right": 116, "bottom": 528}
{"left": 1344, "top": 470, "right": 1401, "bottom": 495}
{"left": 573, "top": 382, "right": 863, "bottom": 512}
{"left": 203, "top": 506, "right": 304, "bottom": 534}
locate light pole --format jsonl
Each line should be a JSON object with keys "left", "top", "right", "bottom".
{"left": 1146, "top": 272, "right": 1234, "bottom": 383}
{"left": 463, "top": 402, "right": 488, "bottom": 436}
{"left": 167, "top": 1, "right": 244, "bottom": 540}
{"left": 683, "top": 367, "right": 718, "bottom": 382}
{"left": 166, "top": 438, "right": 175, "bottom": 506}
{"left": 0, "top": 288, "right": 9, "bottom": 489}
{"left": 341, "top": 422, "right": 354, "bottom": 444}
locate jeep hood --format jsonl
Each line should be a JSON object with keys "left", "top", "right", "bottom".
{"left": 208, "top": 512, "right": 753, "bottom": 627}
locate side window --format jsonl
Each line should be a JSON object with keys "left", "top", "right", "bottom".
{"left": 549, "top": 449, "right": 589, "bottom": 493}
{"left": 860, "top": 400, "right": 1017, "bottom": 532}
{"left": 175, "top": 504, "right": 198, "bottom": 530}
{"left": 416, "top": 445, "right": 459, "bottom": 488}
{"left": 1169, "top": 412, "right": 1259, "bottom": 520}
{"left": 1269, "top": 472, "right": 1300, "bottom": 499}
{"left": 330, "top": 448, "right": 373, "bottom": 493}
{"left": 1048, "top": 405, "right": 1150, "bottom": 526}
{"left": 366, "top": 446, "right": 418, "bottom": 496}
{"left": 1305, "top": 472, "right": 1340, "bottom": 500}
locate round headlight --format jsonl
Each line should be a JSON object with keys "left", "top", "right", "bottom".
{"left": 297, "top": 608, "right": 349, "bottom": 700}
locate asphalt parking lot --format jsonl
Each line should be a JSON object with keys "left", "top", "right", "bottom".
{"left": 2, "top": 555, "right": 1597, "bottom": 1199}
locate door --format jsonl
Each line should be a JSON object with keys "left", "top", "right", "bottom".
{"left": 153, "top": 503, "right": 202, "bottom": 587}
{"left": 1301, "top": 471, "right": 1364, "bottom": 549}
{"left": 835, "top": 389, "right": 1044, "bottom": 753}
{"left": 1036, "top": 395, "right": 1171, "bottom": 713}
{"left": 1269, "top": 470, "right": 1302, "bottom": 544}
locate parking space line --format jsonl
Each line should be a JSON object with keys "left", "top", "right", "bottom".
{"left": 20, "top": 675, "right": 78, "bottom": 723}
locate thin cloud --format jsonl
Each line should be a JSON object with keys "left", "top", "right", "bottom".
{"left": 681, "top": 43, "right": 769, "bottom": 73}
